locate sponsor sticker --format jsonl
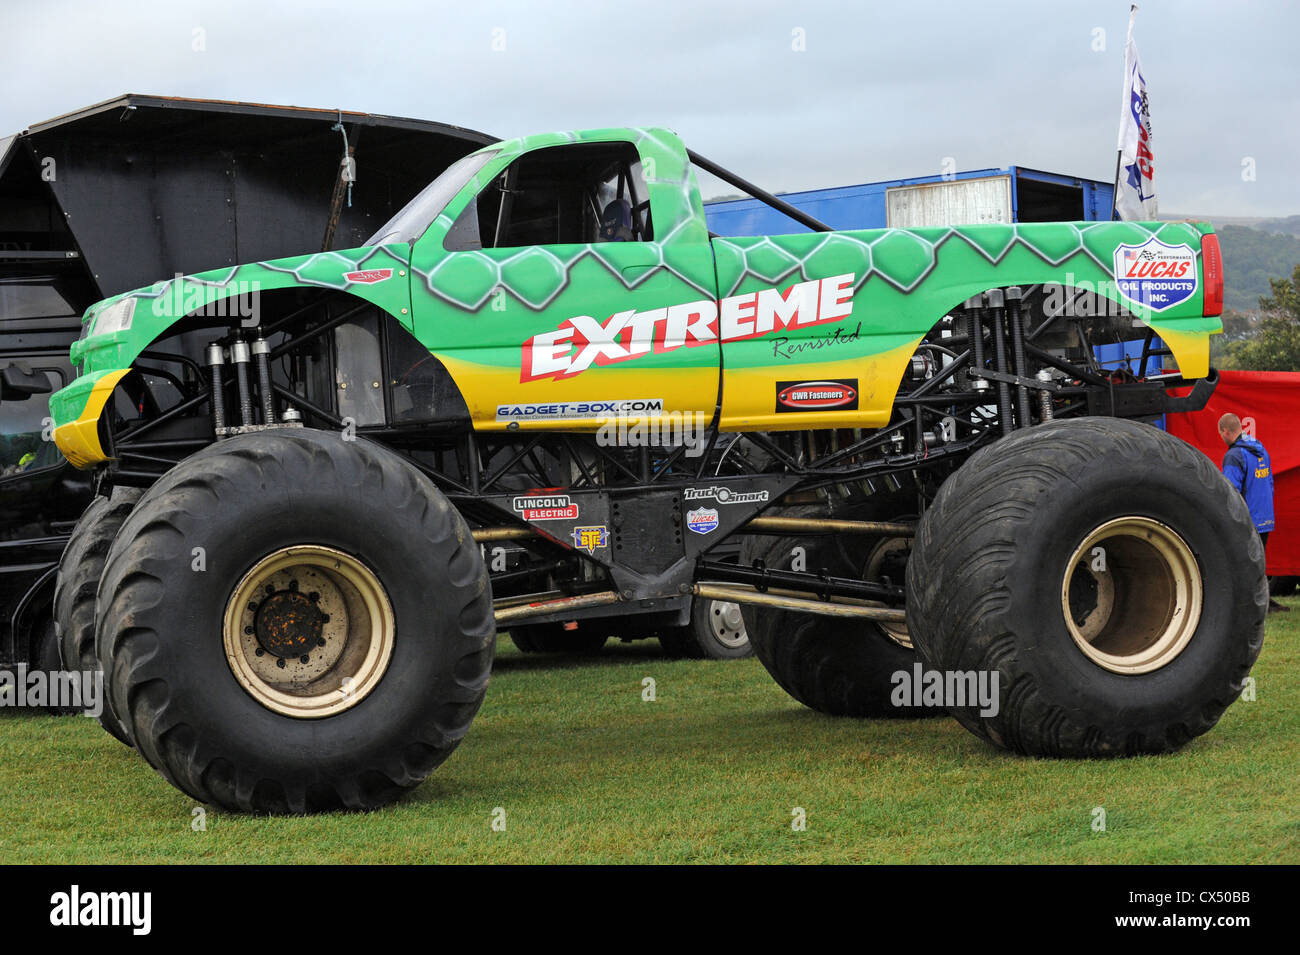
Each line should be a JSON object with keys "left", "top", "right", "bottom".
{"left": 1112, "top": 239, "right": 1198, "bottom": 312}
{"left": 344, "top": 269, "right": 394, "bottom": 284}
{"left": 775, "top": 379, "right": 859, "bottom": 413}
{"left": 683, "top": 486, "right": 770, "bottom": 505}
{"left": 572, "top": 525, "right": 608, "bottom": 553}
{"left": 686, "top": 507, "right": 719, "bottom": 535}
{"left": 512, "top": 495, "right": 579, "bottom": 521}
{"left": 496, "top": 399, "right": 664, "bottom": 421}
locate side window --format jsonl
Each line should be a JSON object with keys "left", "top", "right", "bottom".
{"left": 445, "top": 142, "right": 653, "bottom": 251}
{"left": 387, "top": 325, "right": 467, "bottom": 424}
{"left": 0, "top": 367, "right": 64, "bottom": 474}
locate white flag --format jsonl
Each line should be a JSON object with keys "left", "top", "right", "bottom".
{"left": 1114, "top": 6, "right": 1157, "bottom": 220}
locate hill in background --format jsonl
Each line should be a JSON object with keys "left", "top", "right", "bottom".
{"left": 1216, "top": 226, "right": 1300, "bottom": 313}
{"left": 1167, "top": 215, "right": 1300, "bottom": 313}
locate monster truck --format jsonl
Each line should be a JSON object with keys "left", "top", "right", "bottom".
{"left": 49, "top": 126, "right": 1262, "bottom": 813}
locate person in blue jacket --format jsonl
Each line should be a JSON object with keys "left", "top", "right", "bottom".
{"left": 1219, "top": 412, "right": 1284, "bottom": 612}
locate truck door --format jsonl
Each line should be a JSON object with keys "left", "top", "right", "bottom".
{"left": 409, "top": 137, "right": 720, "bottom": 431}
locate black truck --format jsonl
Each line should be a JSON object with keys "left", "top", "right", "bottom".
{"left": 0, "top": 95, "right": 494, "bottom": 682}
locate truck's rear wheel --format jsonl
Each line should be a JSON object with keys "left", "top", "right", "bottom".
{"left": 906, "top": 418, "right": 1266, "bottom": 757}
{"left": 53, "top": 486, "right": 142, "bottom": 739}
{"left": 658, "top": 597, "right": 753, "bottom": 659}
{"left": 96, "top": 428, "right": 495, "bottom": 813}
{"left": 738, "top": 497, "right": 931, "bottom": 717}
{"left": 509, "top": 623, "right": 607, "bottom": 654}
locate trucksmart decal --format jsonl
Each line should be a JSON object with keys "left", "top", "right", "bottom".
{"left": 1112, "top": 238, "right": 1197, "bottom": 313}
{"left": 683, "top": 486, "right": 770, "bottom": 505}
{"left": 520, "top": 274, "right": 856, "bottom": 382}
{"left": 775, "top": 379, "right": 860, "bottom": 412}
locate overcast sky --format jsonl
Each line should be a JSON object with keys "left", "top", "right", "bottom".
{"left": 2, "top": 0, "right": 1295, "bottom": 217}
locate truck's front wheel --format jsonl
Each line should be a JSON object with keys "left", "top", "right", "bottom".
{"left": 96, "top": 429, "right": 495, "bottom": 812}
{"left": 906, "top": 418, "right": 1266, "bottom": 757}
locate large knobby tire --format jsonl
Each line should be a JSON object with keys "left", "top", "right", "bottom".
{"left": 658, "top": 596, "right": 754, "bottom": 660}
{"left": 34, "top": 620, "right": 79, "bottom": 716}
{"left": 906, "top": 417, "right": 1266, "bottom": 757}
{"left": 96, "top": 428, "right": 494, "bottom": 813}
{"left": 738, "top": 497, "right": 931, "bottom": 717}
{"left": 53, "top": 486, "right": 142, "bottom": 739}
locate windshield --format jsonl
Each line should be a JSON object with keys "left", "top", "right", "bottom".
{"left": 0, "top": 367, "right": 64, "bottom": 475}
{"left": 0, "top": 277, "right": 82, "bottom": 320}
{"left": 365, "top": 149, "right": 500, "bottom": 246}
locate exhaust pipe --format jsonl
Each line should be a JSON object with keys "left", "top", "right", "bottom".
{"left": 494, "top": 591, "right": 622, "bottom": 625}
{"left": 742, "top": 516, "right": 915, "bottom": 537}
{"left": 694, "top": 583, "right": 907, "bottom": 622}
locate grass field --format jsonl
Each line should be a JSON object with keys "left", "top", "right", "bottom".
{"left": 1, "top": 600, "right": 1297, "bottom": 864}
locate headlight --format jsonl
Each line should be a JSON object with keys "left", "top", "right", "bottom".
{"left": 93, "top": 298, "right": 136, "bottom": 336}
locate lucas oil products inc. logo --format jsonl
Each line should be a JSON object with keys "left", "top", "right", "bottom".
{"left": 686, "top": 507, "right": 719, "bottom": 534}
{"left": 1112, "top": 239, "right": 1197, "bottom": 312}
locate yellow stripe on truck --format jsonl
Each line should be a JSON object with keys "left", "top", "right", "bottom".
{"left": 53, "top": 369, "right": 130, "bottom": 468}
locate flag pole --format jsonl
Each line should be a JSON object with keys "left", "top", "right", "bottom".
{"left": 1111, "top": 4, "right": 1139, "bottom": 221}
{"left": 1109, "top": 149, "right": 1122, "bottom": 220}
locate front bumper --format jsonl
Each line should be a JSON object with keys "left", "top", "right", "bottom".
{"left": 50, "top": 369, "right": 130, "bottom": 468}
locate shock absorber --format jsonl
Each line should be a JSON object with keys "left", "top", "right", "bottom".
{"left": 1006, "top": 286, "right": 1032, "bottom": 428}
{"left": 1037, "top": 369, "right": 1055, "bottom": 421}
{"left": 206, "top": 343, "right": 226, "bottom": 433}
{"left": 964, "top": 296, "right": 989, "bottom": 394}
{"left": 252, "top": 337, "right": 275, "bottom": 424}
{"left": 985, "top": 289, "right": 1013, "bottom": 436}
{"left": 231, "top": 338, "right": 254, "bottom": 427}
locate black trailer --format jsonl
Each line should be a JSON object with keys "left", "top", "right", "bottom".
{"left": 0, "top": 95, "right": 495, "bottom": 676}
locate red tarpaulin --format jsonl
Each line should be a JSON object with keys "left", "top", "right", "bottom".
{"left": 1166, "top": 369, "right": 1300, "bottom": 576}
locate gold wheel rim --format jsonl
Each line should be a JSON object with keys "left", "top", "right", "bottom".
{"left": 865, "top": 535, "right": 912, "bottom": 649}
{"left": 1060, "top": 517, "right": 1202, "bottom": 675}
{"left": 222, "top": 545, "right": 395, "bottom": 718}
